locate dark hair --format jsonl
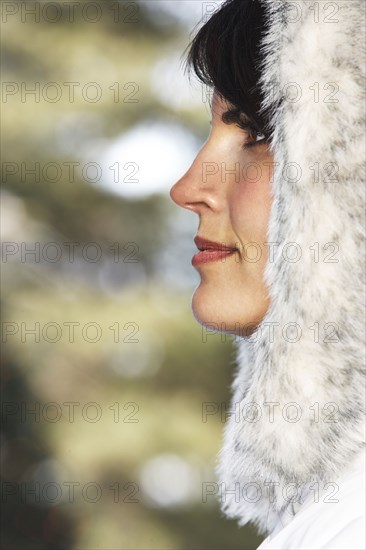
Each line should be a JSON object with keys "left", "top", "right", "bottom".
{"left": 185, "top": 0, "right": 270, "bottom": 139}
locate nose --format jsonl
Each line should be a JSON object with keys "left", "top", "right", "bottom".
{"left": 170, "top": 150, "right": 217, "bottom": 213}
{"left": 170, "top": 168, "right": 199, "bottom": 213}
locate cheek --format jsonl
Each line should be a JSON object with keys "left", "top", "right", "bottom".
{"left": 230, "top": 165, "right": 272, "bottom": 244}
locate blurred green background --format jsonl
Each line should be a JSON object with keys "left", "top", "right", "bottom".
{"left": 1, "top": 1, "right": 263, "bottom": 548}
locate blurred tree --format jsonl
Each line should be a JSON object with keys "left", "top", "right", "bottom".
{"left": 1, "top": 2, "right": 263, "bottom": 549}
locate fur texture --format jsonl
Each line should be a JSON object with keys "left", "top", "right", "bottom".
{"left": 216, "top": 0, "right": 366, "bottom": 536}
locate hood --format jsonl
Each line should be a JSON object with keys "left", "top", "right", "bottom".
{"left": 216, "top": 0, "right": 366, "bottom": 536}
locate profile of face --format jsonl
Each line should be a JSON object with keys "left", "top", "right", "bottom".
{"left": 170, "top": 91, "right": 274, "bottom": 336}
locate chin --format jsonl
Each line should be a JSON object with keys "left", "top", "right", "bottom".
{"left": 191, "top": 283, "right": 266, "bottom": 337}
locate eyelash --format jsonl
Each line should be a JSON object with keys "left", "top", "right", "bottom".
{"left": 242, "top": 136, "right": 266, "bottom": 149}
{"left": 237, "top": 122, "right": 266, "bottom": 150}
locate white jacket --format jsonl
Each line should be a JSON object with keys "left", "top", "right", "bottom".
{"left": 258, "top": 447, "right": 366, "bottom": 549}
{"left": 215, "top": 1, "right": 366, "bottom": 548}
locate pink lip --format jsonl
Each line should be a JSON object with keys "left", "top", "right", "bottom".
{"left": 192, "top": 236, "right": 237, "bottom": 267}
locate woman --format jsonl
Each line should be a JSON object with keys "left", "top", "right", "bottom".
{"left": 170, "top": 0, "right": 365, "bottom": 548}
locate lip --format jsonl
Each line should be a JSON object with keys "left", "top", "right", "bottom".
{"left": 192, "top": 236, "right": 238, "bottom": 267}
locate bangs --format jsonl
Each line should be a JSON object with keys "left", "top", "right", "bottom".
{"left": 184, "top": 0, "right": 269, "bottom": 134}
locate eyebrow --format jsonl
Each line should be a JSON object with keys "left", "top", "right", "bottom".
{"left": 210, "top": 109, "right": 246, "bottom": 126}
{"left": 209, "top": 110, "right": 256, "bottom": 132}
{"left": 221, "top": 108, "right": 262, "bottom": 135}
{"left": 210, "top": 104, "right": 262, "bottom": 135}
{"left": 221, "top": 108, "right": 247, "bottom": 126}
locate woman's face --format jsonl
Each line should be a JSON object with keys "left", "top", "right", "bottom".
{"left": 170, "top": 92, "right": 274, "bottom": 336}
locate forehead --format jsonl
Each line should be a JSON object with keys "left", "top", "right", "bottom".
{"left": 211, "top": 91, "right": 229, "bottom": 119}
{"left": 211, "top": 91, "right": 239, "bottom": 125}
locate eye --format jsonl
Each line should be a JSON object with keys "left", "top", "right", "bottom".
{"left": 237, "top": 121, "right": 267, "bottom": 150}
{"left": 242, "top": 133, "right": 266, "bottom": 150}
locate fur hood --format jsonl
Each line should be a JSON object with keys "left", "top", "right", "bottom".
{"left": 216, "top": 0, "right": 366, "bottom": 536}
